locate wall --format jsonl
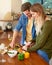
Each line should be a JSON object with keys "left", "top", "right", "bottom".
{"left": 22, "top": 0, "right": 41, "bottom": 4}
{"left": 0, "top": 0, "right": 11, "bottom": 30}
{"left": 0, "top": 0, "right": 22, "bottom": 30}
{"left": 11, "top": 0, "right": 22, "bottom": 13}
{"left": 0, "top": 0, "right": 11, "bottom": 19}
{"left": 0, "top": 0, "right": 22, "bottom": 19}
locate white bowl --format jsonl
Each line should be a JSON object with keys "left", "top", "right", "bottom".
{"left": 7, "top": 50, "right": 17, "bottom": 58}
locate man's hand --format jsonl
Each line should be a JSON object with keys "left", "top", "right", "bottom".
{"left": 26, "top": 42, "right": 31, "bottom": 47}
{"left": 9, "top": 42, "right": 15, "bottom": 48}
{"left": 22, "top": 45, "right": 27, "bottom": 51}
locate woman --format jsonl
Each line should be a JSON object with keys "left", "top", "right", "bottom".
{"left": 22, "top": 3, "right": 52, "bottom": 63}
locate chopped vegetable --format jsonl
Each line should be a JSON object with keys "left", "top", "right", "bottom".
{"left": 7, "top": 52, "right": 14, "bottom": 54}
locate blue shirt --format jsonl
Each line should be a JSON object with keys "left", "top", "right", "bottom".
{"left": 14, "top": 13, "right": 36, "bottom": 45}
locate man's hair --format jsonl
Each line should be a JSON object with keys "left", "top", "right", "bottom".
{"left": 21, "top": 2, "right": 31, "bottom": 12}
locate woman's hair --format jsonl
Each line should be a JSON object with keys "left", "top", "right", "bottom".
{"left": 30, "top": 3, "right": 46, "bottom": 19}
{"left": 21, "top": 2, "right": 31, "bottom": 12}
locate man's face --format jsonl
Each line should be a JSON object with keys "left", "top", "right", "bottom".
{"left": 25, "top": 10, "right": 32, "bottom": 17}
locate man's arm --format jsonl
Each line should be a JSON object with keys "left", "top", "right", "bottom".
{"left": 9, "top": 16, "right": 22, "bottom": 48}
{"left": 9, "top": 30, "right": 19, "bottom": 48}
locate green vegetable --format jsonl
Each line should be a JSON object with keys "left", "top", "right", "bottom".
{"left": 7, "top": 52, "right": 14, "bottom": 54}
{"left": 18, "top": 53, "right": 24, "bottom": 60}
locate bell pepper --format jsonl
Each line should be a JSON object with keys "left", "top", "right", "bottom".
{"left": 24, "top": 52, "right": 30, "bottom": 59}
{"left": 18, "top": 53, "right": 24, "bottom": 60}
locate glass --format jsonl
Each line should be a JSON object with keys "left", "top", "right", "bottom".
{"left": 0, "top": 52, "right": 6, "bottom": 63}
{"left": 0, "top": 43, "right": 6, "bottom": 63}
{"left": 8, "top": 33, "right": 12, "bottom": 41}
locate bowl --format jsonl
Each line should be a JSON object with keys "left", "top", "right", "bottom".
{"left": 7, "top": 50, "right": 17, "bottom": 58}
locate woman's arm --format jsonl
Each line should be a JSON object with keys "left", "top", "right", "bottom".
{"left": 27, "top": 21, "right": 52, "bottom": 52}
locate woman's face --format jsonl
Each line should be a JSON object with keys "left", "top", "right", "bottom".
{"left": 30, "top": 10, "right": 38, "bottom": 19}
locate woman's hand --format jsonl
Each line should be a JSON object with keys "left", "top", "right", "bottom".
{"left": 22, "top": 42, "right": 31, "bottom": 51}
{"left": 26, "top": 41, "right": 35, "bottom": 48}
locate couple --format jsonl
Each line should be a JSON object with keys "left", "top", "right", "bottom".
{"left": 10, "top": 2, "right": 52, "bottom": 63}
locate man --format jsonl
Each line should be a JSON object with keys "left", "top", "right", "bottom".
{"left": 9, "top": 2, "right": 36, "bottom": 48}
